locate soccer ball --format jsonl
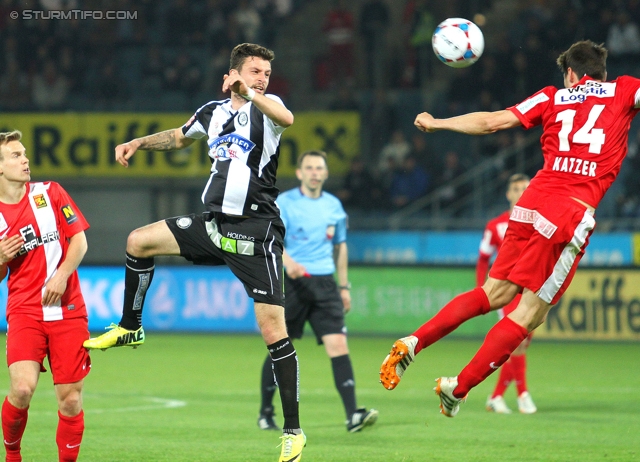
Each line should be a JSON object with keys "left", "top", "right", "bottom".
{"left": 432, "top": 18, "right": 484, "bottom": 68}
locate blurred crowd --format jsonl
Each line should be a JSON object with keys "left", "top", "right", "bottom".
{"left": 2, "top": 0, "right": 640, "bottom": 221}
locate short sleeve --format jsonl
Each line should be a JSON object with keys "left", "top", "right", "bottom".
{"left": 182, "top": 105, "right": 214, "bottom": 139}
{"left": 508, "top": 87, "right": 554, "bottom": 129}
{"left": 50, "top": 182, "right": 89, "bottom": 236}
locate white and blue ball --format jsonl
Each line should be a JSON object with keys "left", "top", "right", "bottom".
{"left": 432, "top": 18, "right": 484, "bottom": 68}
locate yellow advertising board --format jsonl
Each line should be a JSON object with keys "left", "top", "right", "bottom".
{"left": 0, "top": 112, "right": 359, "bottom": 178}
{"left": 633, "top": 233, "right": 640, "bottom": 265}
{"left": 536, "top": 269, "right": 640, "bottom": 341}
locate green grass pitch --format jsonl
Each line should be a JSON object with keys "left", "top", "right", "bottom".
{"left": 2, "top": 334, "right": 638, "bottom": 461}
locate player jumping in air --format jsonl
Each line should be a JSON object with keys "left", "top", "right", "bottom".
{"left": 83, "top": 43, "right": 305, "bottom": 461}
{"left": 380, "top": 40, "right": 640, "bottom": 417}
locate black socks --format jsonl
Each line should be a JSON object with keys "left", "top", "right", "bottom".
{"left": 119, "top": 252, "right": 155, "bottom": 330}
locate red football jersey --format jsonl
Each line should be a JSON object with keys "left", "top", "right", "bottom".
{"left": 1, "top": 182, "right": 89, "bottom": 321}
{"left": 508, "top": 75, "right": 640, "bottom": 208}
{"left": 476, "top": 210, "right": 510, "bottom": 286}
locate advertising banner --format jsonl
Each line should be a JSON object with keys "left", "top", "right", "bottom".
{"left": 346, "top": 267, "right": 491, "bottom": 336}
{"left": 0, "top": 267, "right": 258, "bottom": 332}
{"left": 0, "top": 112, "right": 359, "bottom": 178}
{"left": 536, "top": 269, "right": 640, "bottom": 341}
{"left": 348, "top": 231, "right": 635, "bottom": 266}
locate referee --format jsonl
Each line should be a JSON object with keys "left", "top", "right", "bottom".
{"left": 258, "top": 150, "right": 378, "bottom": 433}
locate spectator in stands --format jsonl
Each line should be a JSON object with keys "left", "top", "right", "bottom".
{"left": 31, "top": 60, "right": 68, "bottom": 110}
{"left": 336, "top": 156, "right": 378, "bottom": 210}
{"left": 378, "top": 129, "right": 410, "bottom": 171}
{"left": 165, "top": 0, "right": 205, "bottom": 45}
{"left": 363, "top": 88, "right": 397, "bottom": 160}
{"left": 0, "top": 60, "right": 30, "bottom": 111}
{"left": 403, "top": 0, "right": 436, "bottom": 87}
{"left": 329, "top": 86, "right": 359, "bottom": 111}
{"left": 390, "top": 155, "right": 430, "bottom": 208}
{"left": 359, "top": 0, "right": 390, "bottom": 89}
{"left": 606, "top": 10, "right": 640, "bottom": 77}
{"left": 323, "top": 0, "right": 355, "bottom": 87}
{"left": 437, "top": 150, "right": 469, "bottom": 213}
{"left": 233, "top": 0, "right": 262, "bottom": 43}
{"left": 163, "top": 53, "right": 203, "bottom": 97}
{"left": 95, "top": 62, "right": 130, "bottom": 110}
{"left": 408, "top": 132, "right": 438, "bottom": 189}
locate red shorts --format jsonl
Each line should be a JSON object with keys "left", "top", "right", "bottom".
{"left": 6, "top": 315, "right": 91, "bottom": 385}
{"left": 489, "top": 194, "right": 595, "bottom": 305}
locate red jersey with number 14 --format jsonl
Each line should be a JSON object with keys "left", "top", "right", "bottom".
{"left": 508, "top": 75, "right": 640, "bottom": 208}
{"left": 1, "top": 182, "right": 89, "bottom": 321}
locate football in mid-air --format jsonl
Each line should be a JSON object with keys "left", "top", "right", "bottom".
{"left": 432, "top": 18, "right": 484, "bottom": 68}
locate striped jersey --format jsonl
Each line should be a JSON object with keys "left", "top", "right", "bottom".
{"left": 508, "top": 75, "right": 640, "bottom": 208}
{"left": 182, "top": 95, "right": 288, "bottom": 217}
{"left": 1, "top": 182, "right": 89, "bottom": 321}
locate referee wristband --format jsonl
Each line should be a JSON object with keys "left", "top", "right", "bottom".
{"left": 339, "top": 283, "right": 351, "bottom": 290}
{"left": 242, "top": 88, "right": 256, "bottom": 101}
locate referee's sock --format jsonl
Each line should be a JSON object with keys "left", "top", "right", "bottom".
{"left": 268, "top": 337, "right": 300, "bottom": 432}
{"left": 120, "top": 252, "right": 155, "bottom": 330}
{"left": 331, "top": 354, "right": 357, "bottom": 419}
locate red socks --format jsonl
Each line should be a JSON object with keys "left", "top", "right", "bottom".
{"left": 510, "top": 354, "right": 528, "bottom": 395}
{"left": 491, "top": 360, "right": 513, "bottom": 398}
{"left": 56, "top": 411, "right": 84, "bottom": 462}
{"left": 455, "top": 317, "right": 529, "bottom": 398}
{"left": 2, "top": 397, "right": 28, "bottom": 462}
{"left": 412, "top": 287, "right": 491, "bottom": 354}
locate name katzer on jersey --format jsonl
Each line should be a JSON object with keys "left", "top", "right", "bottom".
{"left": 552, "top": 156, "right": 597, "bottom": 177}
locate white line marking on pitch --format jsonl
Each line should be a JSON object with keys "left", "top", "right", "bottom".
{"left": 87, "top": 397, "right": 187, "bottom": 414}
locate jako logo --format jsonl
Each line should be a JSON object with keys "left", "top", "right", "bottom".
{"left": 253, "top": 288, "right": 267, "bottom": 295}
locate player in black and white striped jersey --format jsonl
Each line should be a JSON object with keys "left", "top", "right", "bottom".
{"left": 83, "top": 43, "right": 306, "bottom": 461}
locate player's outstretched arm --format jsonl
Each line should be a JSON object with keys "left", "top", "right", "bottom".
{"left": 115, "top": 128, "right": 196, "bottom": 167}
{"left": 415, "top": 109, "right": 521, "bottom": 135}
{"left": 222, "top": 71, "right": 294, "bottom": 128}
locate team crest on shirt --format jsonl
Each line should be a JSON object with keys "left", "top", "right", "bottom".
{"left": 208, "top": 134, "right": 256, "bottom": 162}
{"left": 33, "top": 194, "right": 47, "bottom": 209}
{"left": 61, "top": 204, "right": 78, "bottom": 224}
{"left": 237, "top": 112, "right": 248, "bottom": 126}
{"left": 326, "top": 225, "right": 335, "bottom": 240}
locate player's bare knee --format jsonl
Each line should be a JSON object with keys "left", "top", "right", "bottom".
{"left": 126, "top": 228, "right": 150, "bottom": 256}
{"left": 483, "top": 281, "right": 519, "bottom": 309}
{"left": 10, "top": 383, "right": 35, "bottom": 406}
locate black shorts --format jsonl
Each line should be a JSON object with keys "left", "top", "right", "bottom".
{"left": 284, "top": 274, "right": 346, "bottom": 344}
{"left": 165, "top": 212, "right": 285, "bottom": 306}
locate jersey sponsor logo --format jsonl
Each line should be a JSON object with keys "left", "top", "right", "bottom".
{"left": 17, "top": 224, "right": 60, "bottom": 256}
{"left": 225, "top": 232, "right": 254, "bottom": 241}
{"left": 552, "top": 156, "right": 597, "bottom": 177}
{"left": 237, "top": 112, "right": 248, "bottom": 126}
{"left": 516, "top": 92, "right": 549, "bottom": 114}
{"left": 208, "top": 134, "right": 256, "bottom": 162}
{"left": 61, "top": 204, "right": 78, "bottom": 224}
{"left": 555, "top": 81, "right": 616, "bottom": 105}
{"left": 33, "top": 194, "right": 48, "bottom": 209}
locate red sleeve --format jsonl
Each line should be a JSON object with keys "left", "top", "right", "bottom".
{"left": 476, "top": 253, "right": 490, "bottom": 287}
{"left": 50, "top": 182, "right": 89, "bottom": 237}
{"left": 508, "top": 86, "right": 555, "bottom": 130}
